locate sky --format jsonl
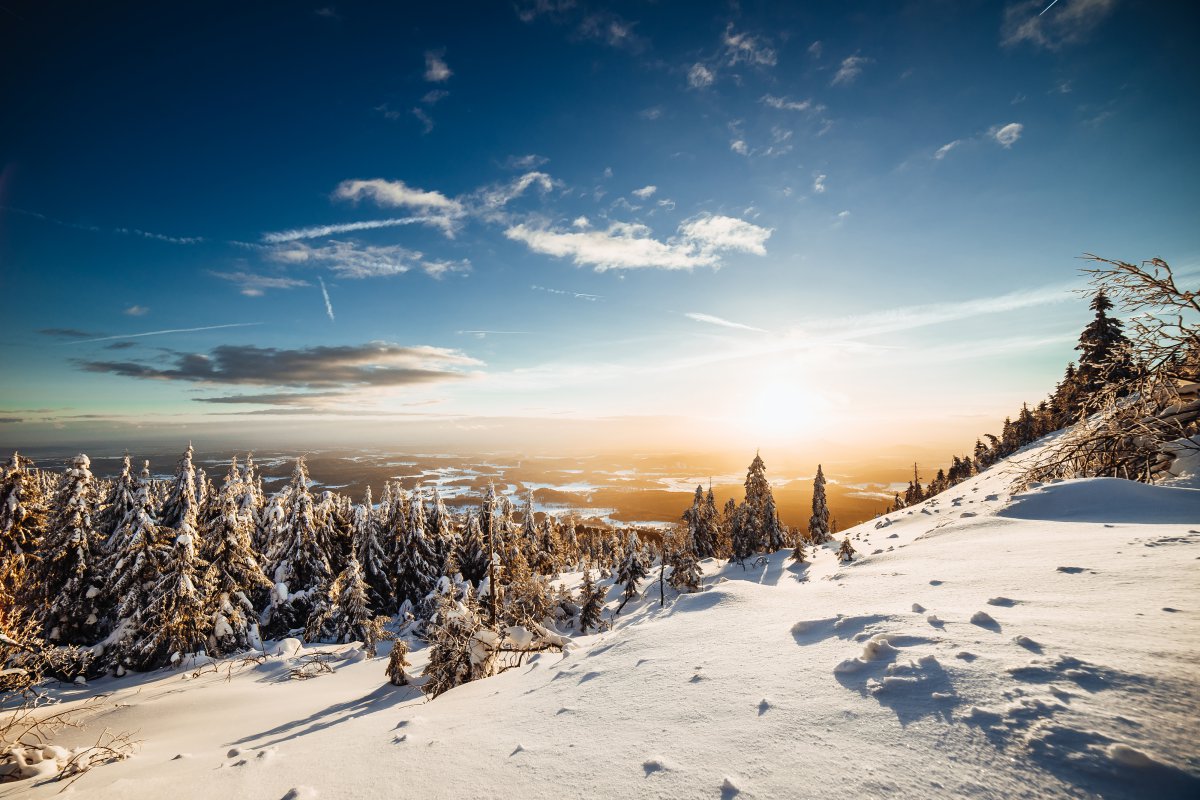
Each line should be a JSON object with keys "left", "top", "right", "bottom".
{"left": 1, "top": 0, "right": 1198, "bottom": 457}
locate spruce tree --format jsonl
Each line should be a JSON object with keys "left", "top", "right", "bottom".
{"left": 426, "top": 488, "right": 457, "bottom": 577}
{"left": 1076, "top": 288, "right": 1134, "bottom": 400}
{"left": 615, "top": 531, "right": 648, "bottom": 608}
{"left": 262, "top": 458, "right": 333, "bottom": 638}
{"left": 740, "top": 453, "right": 785, "bottom": 556}
{"left": 667, "top": 530, "right": 702, "bottom": 593}
{"left": 577, "top": 567, "right": 605, "bottom": 633}
{"left": 159, "top": 444, "right": 199, "bottom": 530}
{"left": 102, "top": 454, "right": 138, "bottom": 545}
{"left": 394, "top": 490, "right": 439, "bottom": 613}
{"left": 107, "top": 462, "right": 166, "bottom": 666}
{"left": 130, "top": 522, "right": 211, "bottom": 670}
{"left": 386, "top": 640, "right": 412, "bottom": 685}
{"left": 316, "top": 555, "right": 388, "bottom": 654}
{"left": 352, "top": 487, "right": 393, "bottom": 612}
{"left": 203, "top": 491, "right": 271, "bottom": 655}
{"left": 39, "top": 454, "right": 104, "bottom": 645}
{"left": 807, "top": 464, "right": 831, "bottom": 544}
{"left": 837, "top": 536, "right": 856, "bottom": 563}
{"left": 0, "top": 452, "right": 47, "bottom": 623}
{"left": 453, "top": 515, "right": 489, "bottom": 585}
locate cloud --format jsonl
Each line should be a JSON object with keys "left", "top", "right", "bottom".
{"left": 722, "top": 24, "right": 776, "bottom": 67}
{"left": 836, "top": 210, "right": 851, "bottom": 221}
{"left": 808, "top": 41, "right": 822, "bottom": 58}
{"left": 1002, "top": 0, "right": 1118, "bottom": 50}
{"left": 115, "top": 228, "right": 204, "bottom": 245}
{"left": 65, "top": 322, "right": 263, "bottom": 345}
{"left": 195, "top": 392, "right": 345, "bottom": 406}
{"left": 578, "top": 12, "right": 646, "bottom": 51}
{"left": 474, "top": 171, "right": 557, "bottom": 212}
{"left": 531, "top": 284, "right": 602, "bottom": 301}
{"left": 990, "top": 122, "right": 1024, "bottom": 147}
{"left": 210, "top": 271, "right": 311, "bottom": 296}
{"left": 123, "top": 305, "right": 149, "bottom": 317}
{"left": 504, "top": 153, "right": 549, "bottom": 170}
{"left": 39, "top": 327, "right": 97, "bottom": 339}
{"left": 266, "top": 241, "right": 468, "bottom": 280}
{"left": 934, "top": 140, "right": 962, "bottom": 160}
{"left": 514, "top": 0, "right": 576, "bottom": 23}
{"left": 730, "top": 139, "right": 749, "bottom": 156}
{"left": 505, "top": 213, "right": 771, "bottom": 272}
{"left": 424, "top": 50, "right": 452, "bottom": 82}
{"left": 687, "top": 63, "right": 714, "bottom": 88}
{"left": 261, "top": 217, "right": 432, "bottom": 243}
{"left": 412, "top": 107, "right": 435, "bottom": 134}
{"left": 685, "top": 312, "right": 766, "bottom": 333}
{"left": 761, "top": 94, "right": 813, "bottom": 112}
{"left": 422, "top": 89, "right": 449, "bottom": 105}
{"left": 78, "top": 342, "right": 482, "bottom": 389}
{"left": 631, "top": 185, "right": 657, "bottom": 200}
{"left": 639, "top": 107, "right": 663, "bottom": 120}
{"left": 105, "top": 341, "right": 138, "bottom": 350}
{"left": 334, "top": 178, "right": 464, "bottom": 216}
{"left": 812, "top": 174, "right": 827, "bottom": 193}
{"left": 318, "top": 277, "right": 335, "bottom": 322}
{"left": 832, "top": 55, "right": 870, "bottom": 86}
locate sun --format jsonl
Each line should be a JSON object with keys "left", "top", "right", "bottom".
{"left": 732, "top": 377, "right": 831, "bottom": 444}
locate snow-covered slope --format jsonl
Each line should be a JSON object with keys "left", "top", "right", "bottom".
{"left": 6, "top": 439, "right": 1200, "bottom": 799}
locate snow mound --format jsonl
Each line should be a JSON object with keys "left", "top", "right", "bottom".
{"left": 998, "top": 478, "right": 1200, "bottom": 524}
{"left": 834, "top": 634, "right": 898, "bottom": 674}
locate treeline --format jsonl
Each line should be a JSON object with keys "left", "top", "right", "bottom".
{"left": 0, "top": 446, "right": 827, "bottom": 692}
{"left": 886, "top": 286, "right": 1195, "bottom": 510}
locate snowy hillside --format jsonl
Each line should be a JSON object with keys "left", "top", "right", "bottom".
{"left": 5, "top": 437, "right": 1199, "bottom": 799}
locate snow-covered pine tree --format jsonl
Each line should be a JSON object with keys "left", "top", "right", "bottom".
{"left": 533, "top": 516, "right": 559, "bottom": 575}
{"left": 807, "top": 464, "right": 831, "bottom": 544}
{"left": 1075, "top": 288, "right": 1134, "bottom": 405}
{"left": 352, "top": 486, "right": 393, "bottom": 613}
{"left": 238, "top": 452, "right": 264, "bottom": 529}
{"left": 315, "top": 554, "right": 388, "bottom": 655}
{"left": 422, "top": 591, "right": 490, "bottom": 699}
{"left": 159, "top": 444, "right": 199, "bottom": 531}
{"left": 577, "top": 567, "right": 605, "bottom": 633}
{"left": 394, "top": 490, "right": 439, "bottom": 614}
{"left": 129, "top": 520, "right": 211, "bottom": 670}
{"left": 728, "top": 502, "right": 755, "bottom": 566}
{"left": 502, "top": 546, "right": 550, "bottom": 626}
{"left": 519, "top": 491, "right": 538, "bottom": 562}
{"left": 203, "top": 490, "right": 271, "bottom": 656}
{"left": 315, "top": 489, "right": 352, "bottom": 579}
{"left": 105, "top": 461, "right": 166, "bottom": 665}
{"left": 615, "top": 531, "right": 648, "bottom": 608}
{"left": 426, "top": 488, "right": 457, "bottom": 578}
{"left": 0, "top": 453, "right": 47, "bottom": 627}
{"left": 102, "top": 454, "right": 137, "bottom": 545}
{"left": 560, "top": 517, "right": 579, "bottom": 568}
{"left": 668, "top": 526, "right": 702, "bottom": 593}
{"left": 386, "top": 639, "right": 412, "bottom": 685}
{"left": 740, "top": 453, "right": 784, "bottom": 556}
{"left": 262, "top": 458, "right": 333, "bottom": 639}
{"left": 837, "top": 536, "right": 856, "bottom": 563}
{"left": 38, "top": 454, "right": 105, "bottom": 645}
{"left": 453, "top": 515, "right": 489, "bottom": 585}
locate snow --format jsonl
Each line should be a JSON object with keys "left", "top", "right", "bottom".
{"left": 6, "top": 435, "right": 1200, "bottom": 799}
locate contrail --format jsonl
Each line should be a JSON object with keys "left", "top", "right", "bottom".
{"left": 1038, "top": 0, "right": 1061, "bottom": 15}
{"left": 68, "top": 322, "right": 263, "bottom": 344}
{"left": 319, "top": 277, "right": 335, "bottom": 322}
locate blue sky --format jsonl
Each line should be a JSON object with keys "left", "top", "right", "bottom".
{"left": 1, "top": 0, "right": 1197, "bottom": 455}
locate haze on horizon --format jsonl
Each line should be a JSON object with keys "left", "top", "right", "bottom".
{"left": 2, "top": 1, "right": 1197, "bottom": 461}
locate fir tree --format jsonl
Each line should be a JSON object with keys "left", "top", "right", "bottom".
{"left": 386, "top": 640, "right": 412, "bottom": 685}
{"left": 577, "top": 567, "right": 606, "bottom": 633}
{"left": 426, "top": 488, "right": 457, "bottom": 577}
{"left": 39, "top": 454, "right": 104, "bottom": 645}
{"left": 422, "top": 592, "right": 490, "bottom": 699}
{"left": 107, "top": 461, "right": 166, "bottom": 666}
{"left": 394, "top": 490, "right": 439, "bottom": 613}
{"left": 102, "top": 454, "right": 138, "bottom": 544}
{"left": 454, "top": 515, "right": 489, "bottom": 585}
{"left": 837, "top": 536, "right": 856, "bottom": 563}
{"left": 159, "top": 444, "right": 199, "bottom": 530}
{"left": 203, "top": 491, "right": 271, "bottom": 655}
{"left": 262, "top": 458, "right": 333, "bottom": 638}
{"left": 128, "top": 524, "right": 210, "bottom": 670}
{"left": 667, "top": 529, "right": 702, "bottom": 593}
{"left": 614, "top": 531, "right": 648, "bottom": 608}
{"left": 807, "top": 464, "right": 831, "bottom": 544}
{"left": 739, "top": 453, "right": 785, "bottom": 556}
{"left": 1076, "top": 288, "right": 1134, "bottom": 401}
{"left": 352, "top": 486, "right": 393, "bottom": 612}
{"left": 316, "top": 555, "right": 389, "bottom": 654}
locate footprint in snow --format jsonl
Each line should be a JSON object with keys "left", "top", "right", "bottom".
{"left": 721, "top": 776, "right": 743, "bottom": 798}
{"left": 929, "top": 580, "right": 944, "bottom": 586}
{"left": 987, "top": 597, "right": 1017, "bottom": 607}
{"left": 578, "top": 671, "right": 602, "bottom": 684}
{"left": 281, "top": 789, "right": 318, "bottom": 800}
{"left": 927, "top": 615, "right": 945, "bottom": 628}
{"left": 758, "top": 698, "right": 771, "bottom": 715}
{"left": 912, "top": 603, "right": 925, "bottom": 613}
{"left": 1013, "top": 635, "right": 1042, "bottom": 653}
{"left": 643, "top": 758, "right": 672, "bottom": 775}
{"left": 970, "top": 611, "right": 1001, "bottom": 631}
{"left": 1056, "top": 566, "right": 1089, "bottom": 574}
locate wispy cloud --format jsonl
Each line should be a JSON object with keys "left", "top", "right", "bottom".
{"left": 65, "top": 322, "right": 264, "bottom": 344}
{"left": 79, "top": 342, "right": 481, "bottom": 388}
{"left": 687, "top": 63, "right": 714, "bottom": 88}
{"left": 832, "top": 54, "right": 870, "bottom": 86}
{"left": 39, "top": 327, "right": 97, "bottom": 339}
{"left": 934, "top": 140, "right": 962, "bottom": 160}
{"left": 114, "top": 228, "right": 205, "bottom": 244}
{"left": 267, "top": 240, "right": 469, "bottom": 280}
{"left": 261, "top": 216, "right": 431, "bottom": 243}
{"left": 631, "top": 185, "right": 657, "bottom": 199}
{"left": 990, "top": 122, "right": 1024, "bottom": 148}
{"left": 210, "top": 271, "right": 311, "bottom": 296}
{"left": 424, "top": 50, "right": 452, "bottom": 82}
{"left": 333, "top": 178, "right": 464, "bottom": 216}
{"left": 685, "top": 312, "right": 767, "bottom": 333}
{"left": 412, "top": 107, "right": 435, "bottom": 134}
{"left": 505, "top": 213, "right": 771, "bottom": 272}
{"left": 318, "top": 277, "right": 335, "bottom": 322}
{"left": 504, "top": 153, "right": 549, "bottom": 170}
{"left": 1003, "top": 0, "right": 1118, "bottom": 50}
{"left": 639, "top": 107, "right": 663, "bottom": 120}
{"left": 4, "top": 205, "right": 203, "bottom": 244}
{"left": 531, "top": 284, "right": 603, "bottom": 301}
{"left": 812, "top": 174, "right": 827, "bottom": 193}
{"left": 722, "top": 24, "right": 776, "bottom": 67}
{"left": 761, "top": 94, "right": 813, "bottom": 112}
